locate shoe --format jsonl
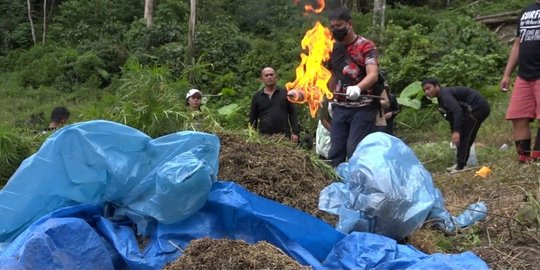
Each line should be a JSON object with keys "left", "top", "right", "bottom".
{"left": 446, "top": 164, "right": 467, "bottom": 172}
{"left": 531, "top": 151, "right": 540, "bottom": 161}
{"left": 518, "top": 154, "right": 533, "bottom": 164}
{"left": 450, "top": 167, "right": 466, "bottom": 174}
{"left": 446, "top": 164, "right": 457, "bottom": 172}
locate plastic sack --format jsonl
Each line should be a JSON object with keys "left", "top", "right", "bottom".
{"left": 0, "top": 182, "right": 488, "bottom": 270}
{"left": 450, "top": 142, "right": 477, "bottom": 166}
{"left": 315, "top": 120, "right": 331, "bottom": 159}
{"left": 0, "top": 120, "right": 219, "bottom": 243}
{"left": 319, "top": 132, "right": 486, "bottom": 240}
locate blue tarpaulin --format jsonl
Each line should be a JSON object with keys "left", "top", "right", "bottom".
{"left": 0, "top": 120, "right": 219, "bottom": 243}
{"left": 0, "top": 121, "right": 489, "bottom": 269}
{"left": 319, "top": 132, "right": 486, "bottom": 240}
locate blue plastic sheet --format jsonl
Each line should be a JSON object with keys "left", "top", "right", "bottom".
{"left": 0, "top": 182, "right": 488, "bottom": 270}
{"left": 0, "top": 121, "right": 489, "bottom": 270}
{"left": 323, "top": 232, "right": 488, "bottom": 270}
{"left": 319, "top": 132, "right": 487, "bottom": 240}
{"left": 0, "top": 120, "right": 220, "bottom": 243}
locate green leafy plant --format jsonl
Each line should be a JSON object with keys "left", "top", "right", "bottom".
{"left": 396, "top": 81, "right": 437, "bottom": 109}
{"left": 104, "top": 60, "right": 189, "bottom": 137}
{"left": 0, "top": 127, "right": 40, "bottom": 186}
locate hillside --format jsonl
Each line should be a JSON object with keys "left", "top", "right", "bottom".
{"left": 1, "top": 0, "right": 539, "bottom": 269}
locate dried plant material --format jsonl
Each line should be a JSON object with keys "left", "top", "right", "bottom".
{"left": 164, "top": 238, "right": 310, "bottom": 270}
{"left": 217, "top": 132, "right": 337, "bottom": 225}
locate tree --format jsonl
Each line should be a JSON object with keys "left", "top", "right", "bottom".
{"left": 42, "top": 0, "right": 47, "bottom": 43}
{"left": 144, "top": 0, "right": 153, "bottom": 28}
{"left": 26, "top": 0, "right": 36, "bottom": 45}
{"left": 373, "top": 0, "right": 386, "bottom": 41}
{"left": 187, "top": 0, "right": 196, "bottom": 63}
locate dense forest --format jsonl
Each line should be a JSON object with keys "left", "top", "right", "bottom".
{"left": 0, "top": 0, "right": 532, "bottom": 181}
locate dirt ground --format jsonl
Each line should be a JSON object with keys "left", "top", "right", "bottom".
{"left": 408, "top": 160, "right": 540, "bottom": 269}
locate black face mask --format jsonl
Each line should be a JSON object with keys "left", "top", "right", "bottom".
{"left": 332, "top": 27, "right": 349, "bottom": 41}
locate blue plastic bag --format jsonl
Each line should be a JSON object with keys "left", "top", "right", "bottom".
{"left": 0, "top": 120, "right": 220, "bottom": 243}
{"left": 319, "top": 132, "right": 486, "bottom": 240}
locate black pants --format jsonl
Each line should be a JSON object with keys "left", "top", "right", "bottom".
{"left": 456, "top": 105, "right": 490, "bottom": 168}
{"left": 328, "top": 105, "right": 377, "bottom": 167}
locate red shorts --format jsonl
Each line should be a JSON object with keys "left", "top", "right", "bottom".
{"left": 506, "top": 76, "right": 540, "bottom": 120}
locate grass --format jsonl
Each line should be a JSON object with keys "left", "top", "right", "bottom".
{"left": 0, "top": 72, "right": 102, "bottom": 129}
{"left": 395, "top": 95, "right": 539, "bottom": 268}
{"left": 0, "top": 66, "right": 538, "bottom": 269}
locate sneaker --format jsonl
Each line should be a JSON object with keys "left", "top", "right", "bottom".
{"left": 446, "top": 164, "right": 467, "bottom": 172}
{"left": 450, "top": 167, "right": 466, "bottom": 174}
{"left": 446, "top": 164, "right": 457, "bottom": 172}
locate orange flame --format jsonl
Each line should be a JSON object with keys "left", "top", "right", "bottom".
{"left": 286, "top": 21, "right": 334, "bottom": 118}
{"left": 304, "top": 0, "right": 325, "bottom": 13}
{"left": 293, "top": 0, "right": 325, "bottom": 14}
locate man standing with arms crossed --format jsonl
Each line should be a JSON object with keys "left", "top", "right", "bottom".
{"left": 500, "top": 1, "right": 540, "bottom": 163}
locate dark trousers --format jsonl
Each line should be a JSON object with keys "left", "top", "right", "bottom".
{"left": 328, "top": 105, "right": 377, "bottom": 167}
{"left": 456, "top": 105, "right": 490, "bottom": 168}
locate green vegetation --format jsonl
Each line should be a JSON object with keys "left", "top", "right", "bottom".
{"left": 0, "top": 0, "right": 539, "bottom": 267}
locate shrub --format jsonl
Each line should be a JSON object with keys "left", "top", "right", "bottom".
{"left": 427, "top": 49, "right": 505, "bottom": 91}
{"left": 379, "top": 24, "right": 436, "bottom": 92}
{"left": 0, "top": 127, "right": 39, "bottom": 186}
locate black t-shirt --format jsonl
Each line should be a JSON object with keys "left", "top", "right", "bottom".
{"left": 516, "top": 2, "right": 540, "bottom": 80}
{"left": 437, "top": 87, "right": 490, "bottom": 132}
{"left": 248, "top": 87, "right": 300, "bottom": 136}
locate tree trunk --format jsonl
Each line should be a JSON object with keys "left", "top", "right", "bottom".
{"left": 144, "top": 0, "right": 154, "bottom": 28}
{"left": 373, "top": 0, "right": 386, "bottom": 42}
{"left": 42, "top": 0, "right": 47, "bottom": 43}
{"left": 27, "top": 0, "right": 36, "bottom": 45}
{"left": 187, "top": 0, "right": 197, "bottom": 63}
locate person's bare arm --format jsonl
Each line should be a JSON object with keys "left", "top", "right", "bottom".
{"left": 500, "top": 38, "right": 520, "bottom": 91}
{"left": 358, "top": 64, "right": 379, "bottom": 91}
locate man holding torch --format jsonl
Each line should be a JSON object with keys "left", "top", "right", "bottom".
{"left": 326, "top": 7, "right": 382, "bottom": 167}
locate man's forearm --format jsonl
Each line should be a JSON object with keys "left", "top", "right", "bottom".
{"left": 358, "top": 65, "right": 379, "bottom": 90}
{"left": 503, "top": 39, "right": 520, "bottom": 77}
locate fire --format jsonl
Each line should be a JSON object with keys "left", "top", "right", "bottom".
{"left": 286, "top": 1, "right": 333, "bottom": 118}
{"left": 293, "top": 0, "right": 325, "bottom": 14}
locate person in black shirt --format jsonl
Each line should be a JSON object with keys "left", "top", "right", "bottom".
{"left": 249, "top": 67, "right": 300, "bottom": 142}
{"left": 422, "top": 78, "right": 490, "bottom": 173}
{"left": 43, "top": 106, "right": 70, "bottom": 133}
{"left": 500, "top": 1, "right": 540, "bottom": 163}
